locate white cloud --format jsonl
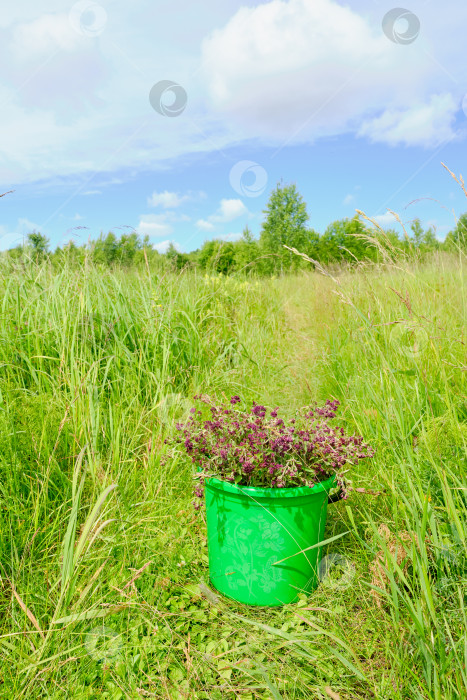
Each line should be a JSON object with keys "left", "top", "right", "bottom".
{"left": 0, "top": 0, "right": 467, "bottom": 193}
{"left": 343, "top": 194, "right": 354, "bottom": 205}
{"left": 148, "top": 190, "right": 206, "bottom": 209}
{"left": 137, "top": 214, "right": 173, "bottom": 238}
{"left": 371, "top": 213, "right": 399, "bottom": 228}
{"left": 196, "top": 219, "right": 215, "bottom": 231}
{"left": 201, "top": 0, "right": 461, "bottom": 146}
{"left": 10, "top": 13, "right": 84, "bottom": 60}
{"left": 358, "top": 94, "right": 459, "bottom": 148}
{"left": 216, "top": 199, "right": 247, "bottom": 222}
{"left": 197, "top": 198, "right": 248, "bottom": 230}
{"left": 148, "top": 190, "right": 188, "bottom": 208}
{"left": 153, "top": 239, "right": 181, "bottom": 253}
{"left": 18, "top": 217, "right": 39, "bottom": 231}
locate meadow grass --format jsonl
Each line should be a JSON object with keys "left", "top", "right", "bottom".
{"left": 0, "top": 251, "right": 465, "bottom": 699}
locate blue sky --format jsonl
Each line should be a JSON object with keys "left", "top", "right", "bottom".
{"left": 1, "top": 0, "right": 467, "bottom": 252}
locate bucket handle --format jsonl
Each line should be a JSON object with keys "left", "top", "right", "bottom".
{"left": 327, "top": 486, "right": 345, "bottom": 505}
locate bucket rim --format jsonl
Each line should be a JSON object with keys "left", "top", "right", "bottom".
{"left": 204, "top": 473, "right": 337, "bottom": 500}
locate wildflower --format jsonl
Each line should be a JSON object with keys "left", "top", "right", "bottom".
{"left": 251, "top": 404, "right": 266, "bottom": 418}
{"left": 170, "top": 395, "right": 375, "bottom": 509}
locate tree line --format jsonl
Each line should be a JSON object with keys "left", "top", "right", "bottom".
{"left": 3, "top": 183, "right": 466, "bottom": 274}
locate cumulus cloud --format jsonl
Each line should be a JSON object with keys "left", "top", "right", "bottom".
{"left": 357, "top": 94, "right": 459, "bottom": 148}
{"left": 147, "top": 190, "right": 206, "bottom": 208}
{"left": 197, "top": 199, "right": 248, "bottom": 230}
{"left": 0, "top": 0, "right": 466, "bottom": 194}
{"left": 371, "top": 212, "right": 400, "bottom": 228}
{"left": 196, "top": 219, "right": 215, "bottom": 232}
{"left": 10, "top": 13, "right": 84, "bottom": 60}
{"left": 201, "top": 0, "right": 461, "bottom": 146}
{"left": 216, "top": 199, "right": 248, "bottom": 221}
{"left": 148, "top": 190, "right": 189, "bottom": 208}
{"left": 137, "top": 214, "right": 173, "bottom": 238}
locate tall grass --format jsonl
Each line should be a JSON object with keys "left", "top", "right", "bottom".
{"left": 0, "top": 251, "right": 465, "bottom": 699}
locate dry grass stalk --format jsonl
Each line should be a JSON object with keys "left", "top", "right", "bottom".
{"left": 10, "top": 581, "right": 45, "bottom": 640}
{"left": 441, "top": 162, "right": 467, "bottom": 199}
{"left": 123, "top": 561, "right": 153, "bottom": 589}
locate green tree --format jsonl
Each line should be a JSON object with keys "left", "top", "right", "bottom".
{"left": 115, "top": 232, "right": 142, "bottom": 266}
{"left": 198, "top": 240, "right": 236, "bottom": 274}
{"left": 421, "top": 227, "right": 438, "bottom": 251}
{"left": 215, "top": 242, "right": 236, "bottom": 274}
{"left": 166, "top": 242, "right": 190, "bottom": 271}
{"left": 234, "top": 226, "right": 260, "bottom": 273}
{"left": 445, "top": 213, "right": 467, "bottom": 249}
{"left": 410, "top": 218, "right": 425, "bottom": 248}
{"left": 318, "top": 217, "right": 375, "bottom": 264}
{"left": 198, "top": 240, "right": 217, "bottom": 271}
{"left": 53, "top": 239, "right": 84, "bottom": 267}
{"left": 259, "top": 182, "right": 311, "bottom": 273}
{"left": 27, "top": 231, "right": 49, "bottom": 261}
{"left": 91, "top": 232, "right": 118, "bottom": 265}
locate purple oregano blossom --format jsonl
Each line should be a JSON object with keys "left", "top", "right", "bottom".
{"left": 174, "top": 395, "right": 375, "bottom": 509}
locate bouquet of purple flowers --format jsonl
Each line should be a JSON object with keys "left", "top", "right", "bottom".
{"left": 174, "top": 395, "right": 375, "bottom": 509}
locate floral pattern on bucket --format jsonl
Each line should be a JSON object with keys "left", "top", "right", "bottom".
{"left": 211, "top": 511, "right": 287, "bottom": 594}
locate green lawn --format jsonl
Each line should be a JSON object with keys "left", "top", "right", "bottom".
{"left": 0, "top": 252, "right": 465, "bottom": 699}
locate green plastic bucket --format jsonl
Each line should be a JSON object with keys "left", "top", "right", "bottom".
{"left": 205, "top": 475, "right": 339, "bottom": 606}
